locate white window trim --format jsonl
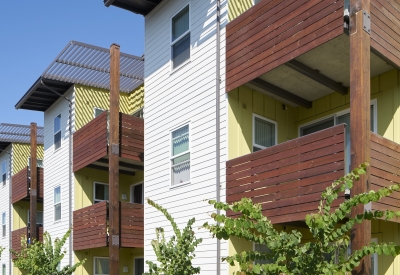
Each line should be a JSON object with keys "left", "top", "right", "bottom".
{"left": 253, "top": 0, "right": 261, "bottom": 5}
{"left": 54, "top": 186, "right": 61, "bottom": 222}
{"left": 27, "top": 210, "right": 44, "bottom": 225}
{"left": 94, "top": 107, "right": 106, "bottom": 118}
{"left": 1, "top": 212, "right": 5, "bottom": 238}
{"left": 170, "top": 3, "right": 191, "bottom": 73}
{"left": 252, "top": 113, "right": 278, "bottom": 152}
{"left": 169, "top": 122, "right": 191, "bottom": 188}
{"left": 130, "top": 182, "right": 144, "bottom": 204}
{"left": 93, "top": 182, "right": 109, "bottom": 204}
{"left": 133, "top": 257, "right": 144, "bottom": 275}
{"left": 94, "top": 257, "right": 109, "bottom": 275}
{"left": 298, "top": 99, "right": 378, "bottom": 136}
{"left": 54, "top": 114, "right": 62, "bottom": 151}
{"left": 371, "top": 238, "right": 378, "bottom": 275}
{"left": 1, "top": 161, "right": 6, "bottom": 186}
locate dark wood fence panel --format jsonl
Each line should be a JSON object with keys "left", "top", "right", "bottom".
{"left": 73, "top": 201, "right": 108, "bottom": 250}
{"left": 371, "top": 0, "right": 400, "bottom": 68}
{"left": 226, "top": 0, "right": 344, "bottom": 92}
{"left": 370, "top": 133, "right": 400, "bottom": 213}
{"left": 11, "top": 227, "right": 28, "bottom": 258}
{"left": 120, "top": 114, "right": 144, "bottom": 162}
{"left": 11, "top": 167, "right": 29, "bottom": 204}
{"left": 73, "top": 111, "right": 108, "bottom": 172}
{"left": 226, "top": 124, "right": 346, "bottom": 224}
{"left": 37, "top": 167, "right": 44, "bottom": 200}
{"left": 120, "top": 202, "right": 144, "bottom": 248}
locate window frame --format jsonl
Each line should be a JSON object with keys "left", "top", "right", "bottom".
{"left": 2, "top": 264, "right": 5, "bottom": 275}
{"left": 252, "top": 113, "right": 278, "bottom": 152}
{"left": 130, "top": 182, "right": 144, "bottom": 204}
{"left": 253, "top": 0, "right": 262, "bottom": 5}
{"left": 170, "top": 3, "right": 191, "bottom": 72}
{"left": 170, "top": 122, "right": 191, "bottom": 187}
{"left": 93, "top": 182, "right": 109, "bottom": 204}
{"left": 1, "top": 161, "right": 6, "bottom": 186}
{"left": 54, "top": 186, "right": 61, "bottom": 221}
{"left": 53, "top": 114, "right": 62, "bottom": 151}
{"left": 94, "top": 257, "right": 109, "bottom": 275}
{"left": 27, "top": 210, "right": 44, "bottom": 226}
{"left": 371, "top": 238, "right": 378, "bottom": 275}
{"left": 134, "top": 257, "right": 144, "bottom": 275}
{"left": 28, "top": 157, "right": 44, "bottom": 168}
{"left": 94, "top": 107, "right": 105, "bottom": 118}
{"left": 1, "top": 213, "right": 5, "bottom": 238}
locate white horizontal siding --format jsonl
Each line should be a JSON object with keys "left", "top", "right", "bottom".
{"left": 144, "top": 0, "right": 228, "bottom": 274}
{"left": 0, "top": 146, "right": 11, "bottom": 275}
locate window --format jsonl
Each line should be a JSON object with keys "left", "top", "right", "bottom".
{"left": 1, "top": 161, "right": 6, "bottom": 186}
{"left": 371, "top": 238, "right": 378, "bottom": 275}
{"left": 2, "top": 264, "right": 5, "bottom": 275}
{"left": 171, "top": 125, "right": 190, "bottom": 186}
{"left": 28, "top": 157, "right": 44, "bottom": 168}
{"left": 254, "top": 243, "right": 273, "bottom": 265}
{"left": 54, "top": 186, "right": 61, "bottom": 221}
{"left": 253, "top": 114, "right": 277, "bottom": 152}
{"left": 94, "top": 182, "right": 109, "bottom": 204}
{"left": 94, "top": 107, "right": 105, "bottom": 118}
{"left": 253, "top": 0, "right": 262, "bottom": 4}
{"left": 131, "top": 183, "right": 143, "bottom": 204}
{"left": 94, "top": 257, "right": 109, "bottom": 275}
{"left": 132, "top": 108, "right": 144, "bottom": 118}
{"left": 28, "top": 210, "right": 44, "bottom": 226}
{"left": 1, "top": 213, "right": 5, "bottom": 237}
{"left": 171, "top": 5, "right": 190, "bottom": 69}
{"left": 54, "top": 114, "right": 61, "bottom": 150}
{"left": 134, "top": 258, "right": 144, "bottom": 275}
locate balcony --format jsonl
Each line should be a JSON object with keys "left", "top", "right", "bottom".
{"left": 73, "top": 111, "right": 144, "bottom": 174}
{"left": 11, "top": 167, "right": 44, "bottom": 204}
{"left": 227, "top": 125, "right": 400, "bottom": 224}
{"left": 226, "top": 0, "right": 399, "bottom": 106}
{"left": 73, "top": 201, "right": 144, "bottom": 250}
{"left": 11, "top": 226, "right": 43, "bottom": 258}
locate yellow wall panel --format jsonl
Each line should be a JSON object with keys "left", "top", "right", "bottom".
{"left": 12, "top": 201, "right": 43, "bottom": 232}
{"left": 264, "top": 95, "right": 276, "bottom": 120}
{"left": 252, "top": 90, "right": 264, "bottom": 116}
{"left": 314, "top": 95, "right": 330, "bottom": 116}
{"left": 228, "top": 0, "right": 253, "bottom": 21}
{"left": 228, "top": 89, "right": 240, "bottom": 160}
{"left": 12, "top": 143, "right": 44, "bottom": 175}
{"left": 74, "top": 84, "right": 144, "bottom": 131}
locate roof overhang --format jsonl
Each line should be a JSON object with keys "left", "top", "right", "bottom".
{"left": 104, "top": 0, "right": 162, "bottom": 15}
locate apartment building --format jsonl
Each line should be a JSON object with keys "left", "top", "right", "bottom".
{"left": 15, "top": 41, "right": 145, "bottom": 275}
{"left": 0, "top": 123, "right": 44, "bottom": 275}
{"left": 104, "top": 0, "right": 400, "bottom": 274}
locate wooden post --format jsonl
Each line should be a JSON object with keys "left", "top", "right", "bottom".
{"left": 30, "top": 123, "right": 37, "bottom": 241}
{"left": 109, "top": 43, "right": 120, "bottom": 275}
{"left": 349, "top": 0, "right": 371, "bottom": 274}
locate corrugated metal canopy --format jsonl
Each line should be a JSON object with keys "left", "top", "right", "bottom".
{"left": 0, "top": 123, "right": 44, "bottom": 151}
{"left": 104, "top": 0, "right": 162, "bottom": 15}
{"left": 15, "top": 41, "right": 144, "bottom": 112}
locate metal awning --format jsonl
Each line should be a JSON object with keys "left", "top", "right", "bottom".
{"left": 15, "top": 41, "right": 144, "bottom": 112}
{"left": 104, "top": 0, "right": 162, "bottom": 15}
{"left": 0, "top": 123, "right": 44, "bottom": 151}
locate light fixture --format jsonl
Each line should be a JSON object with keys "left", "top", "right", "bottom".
{"left": 122, "top": 193, "right": 127, "bottom": 200}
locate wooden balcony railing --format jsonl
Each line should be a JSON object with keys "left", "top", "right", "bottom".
{"left": 73, "top": 201, "right": 144, "bottom": 250}
{"left": 226, "top": 124, "right": 346, "bottom": 224}
{"left": 73, "top": 111, "right": 144, "bottom": 172}
{"left": 12, "top": 166, "right": 44, "bottom": 204}
{"left": 11, "top": 226, "right": 43, "bottom": 258}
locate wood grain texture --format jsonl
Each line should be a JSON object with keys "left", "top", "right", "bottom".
{"left": 226, "top": 124, "right": 346, "bottom": 224}
{"left": 226, "top": 0, "right": 344, "bottom": 92}
{"left": 120, "top": 202, "right": 144, "bottom": 248}
{"left": 30, "top": 122, "right": 37, "bottom": 241}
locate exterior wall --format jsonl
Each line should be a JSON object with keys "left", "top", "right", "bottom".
{"left": 0, "top": 147, "right": 11, "bottom": 275}
{"left": 43, "top": 87, "right": 74, "bottom": 269}
{"left": 228, "top": 0, "right": 253, "bottom": 21}
{"left": 12, "top": 143, "right": 44, "bottom": 175}
{"left": 74, "top": 167, "right": 144, "bottom": 210}
{"left": 144, "top": 0, "right": 228, "bottom": 274}
{"left": 74, "top": 84, "right": 144, "bottom": 131}
{"left": 12, "top": 201, "right": 43, "bottom": 231}
{"left": 74, "top": 247, "right": 143, "bottom": 275}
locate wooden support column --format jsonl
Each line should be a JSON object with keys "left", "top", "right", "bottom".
{"left": 109, "top": 43, "right": 120, "bottom": 275}
{"left": 29, "top": 122, "right": 37, "bottom": 241}
{"left": 349, "top": 0, "right": 371, "bottom": 274}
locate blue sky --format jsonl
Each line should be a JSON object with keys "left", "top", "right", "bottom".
{"left": 0, "top": 0, "right": 144, "bottom": 127}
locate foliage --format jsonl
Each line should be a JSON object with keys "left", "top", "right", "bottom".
{"left": 11, "top": 229, "right": 85, "bottom": 275}
{"left": 144, "top": 198, "right": 203, "bottom": 275}
{"left": 0, "top": 246, "right": 3, "bottom": 259}
{"left": 203, "top": 164, "right": 400, "bottom": 275}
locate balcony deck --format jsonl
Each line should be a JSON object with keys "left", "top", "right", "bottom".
{"left": 11, "top": 167, "right": 44, "bottom": 204}
{"left": 73, "top": 111, "right": 144, "bottom": 174}
{"left": 11, "top": 226, "right": 43, "bottom": 258}
{"left": 73, "top": 201, "right": 144, "bottom": 250}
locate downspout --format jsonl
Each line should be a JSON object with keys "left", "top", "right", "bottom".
{"left": 215, "top": 0, "right": 221, "bottom": 274}
{"left": 0, "top": 148, "right": 12, "bottom": 275}
{"left": 40, "top": 80, "right": 73, "bottom": 268}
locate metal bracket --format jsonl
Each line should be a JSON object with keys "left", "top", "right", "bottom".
{"left": 112, "top": 235, "right": 120, "bottom": 246}
{"left": 111, "top": 144, "right": 119, "bottom": 155}
{"left": 362, "top": 10, "right": 371, "bottom": 34}
{"left": 30, "top": 189, "right": 37, "bottom": 196}
{"left": 364, "top": 202, "right": 372, "bottom": 212}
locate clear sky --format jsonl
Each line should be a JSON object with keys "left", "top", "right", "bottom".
{"left": 0, "top": 0, "right": 144, "bottom": 127}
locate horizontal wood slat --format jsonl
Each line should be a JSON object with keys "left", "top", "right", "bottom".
{"left": 120, "top": 202, "right": 144, "bottom": 248}
{"left": 12, "top": 167, "right": 43, "bottom": 204}
{"left": 226, "top": 124, "right": 346, "bottom": 224}
{"left": 11, "top": 227, "right": 28, "bottom": 258}
{"left": 226, "top": 0, "right": 344, "bottom": 92}
{"left": 370, "top": 0, "right": 400, "bottom": 68}
{"left": 120, "top": 113, "right": 144, "bottom": 162}
{"left": 73, "top": 201, "right": 108, "bottom": 251}
{"left": 370, "top": 132, "right": 400, "bottom": 214}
